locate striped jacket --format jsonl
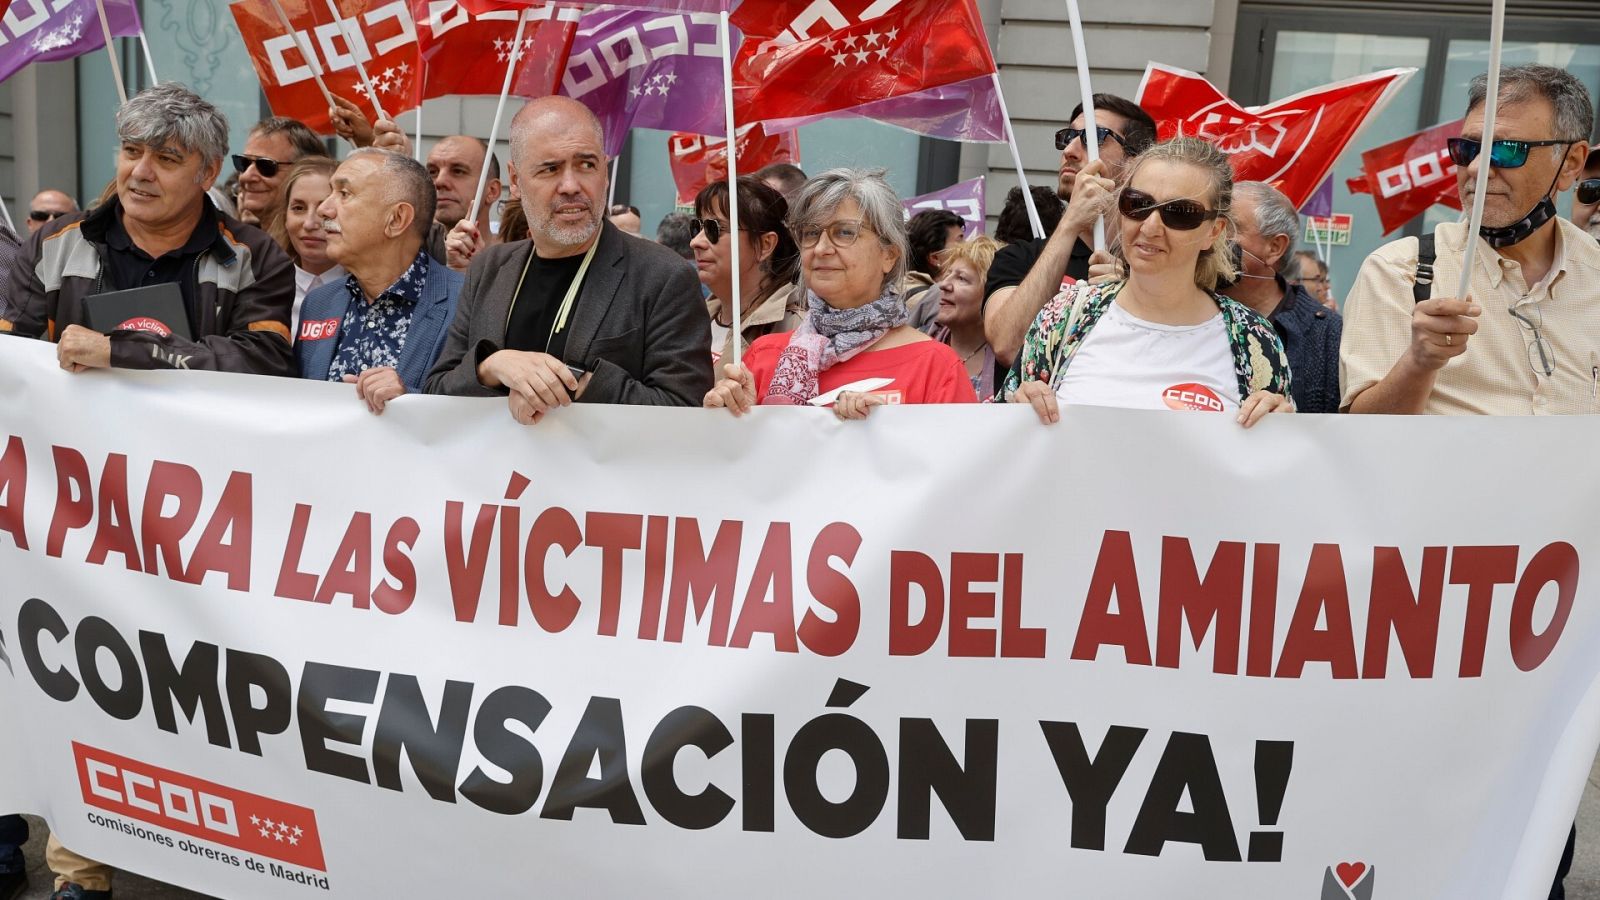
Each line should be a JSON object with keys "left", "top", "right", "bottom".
{"left": 1, "top": 196, "right": 295, "bottom": 375}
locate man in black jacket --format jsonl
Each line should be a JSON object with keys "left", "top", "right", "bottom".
{"left": 427, "top": 96, "right": 711, "bottom": 422}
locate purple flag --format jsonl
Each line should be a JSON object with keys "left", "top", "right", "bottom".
{"left": 1300, "top": 177, "right": 1334, "bottom": 219}
{"left": 0, "top": 0, "right": 142, "bottom": 84}
{"left": 758, "top": 75, "right": 1008, "bottom": 143}
{"left": 903, "top": 176, "right": 986, "bottom": 239}
{"left": 559, "top": 7, "right": 728, "bottom": 158}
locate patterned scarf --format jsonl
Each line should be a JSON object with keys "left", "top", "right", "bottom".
{"left": 761, "top": 288, "right": 907, "bottom": 405}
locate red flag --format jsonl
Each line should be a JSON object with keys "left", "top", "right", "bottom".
{"left": 231, "top": 0, "right": 423, "bottom": 133}
{"left": 669, "top": 125, "right": 800, "bottom": 206}
{"left": 732, "top": 0, "right": 885, "bottom": 41}
{"left": 1135, "top": 63, "right": 1415, "bottom": 208}
{"left": 732, "top": 0, "right": 995, "bottom": 125}
{"left": 456, "top": 0, "right": 722, "bottom": 13}
{"left": 1346, "top": 119, "right": 1463, "bottom": 235}
{"left": 412, "top": 1, "right": 579, "bottom": 99}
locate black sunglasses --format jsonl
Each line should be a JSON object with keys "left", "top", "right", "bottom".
{"left": 28, "top": 209, "right": 68, "bottom": 222}
{"left": 1445, "top": 137, "right": 1572, "bottom": 169}
{"left": 1578, "top": 178, "right": 1600, "bottom": 205}
{"left": 689, "top": 217, "right": 735, "bottom": 244}
{"left": 231, "top": 154, "right": 283, "bottom": 178}
{"left": 1055, "top": 125, "right": 1129, "bottom": 153}
{"left": 1117, "top": 188, "right": 1219, "bottom": 231}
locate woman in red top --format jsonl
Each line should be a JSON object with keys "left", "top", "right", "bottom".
{"left": 704, "top": 168, "right": 977, "bottom": 418}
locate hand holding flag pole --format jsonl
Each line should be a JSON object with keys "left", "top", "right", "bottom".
{"left": 1458, "top": 0, "right": 1505, "bottom": 301}
{"left": 319, "top": 0, "right": 388, "bottom": 121}
{"left": 1066, "top": 0, "right": 1104, "bottom": 251}
{"left": 265, "top": 0, "right": 337, "bottom": 112}
{"left": 467, "top": 9, "right": 528, "bottom": 228}
{"left": 719, "top": 8, "right": 745, "bottom": 371}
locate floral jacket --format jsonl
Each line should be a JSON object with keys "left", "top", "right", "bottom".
{"left": 995, "top": 280, "right": 1292, "bottom": 403}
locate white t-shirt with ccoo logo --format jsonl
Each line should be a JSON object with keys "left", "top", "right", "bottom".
{"left": 1055, "top": 301, "right": 1239, "bottom": 413}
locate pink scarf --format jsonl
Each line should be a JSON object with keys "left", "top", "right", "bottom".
{"left": 762, "top": 289, "right": 908, "bottom": 405}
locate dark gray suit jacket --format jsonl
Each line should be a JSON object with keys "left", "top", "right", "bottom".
{"left": 424, "top": 220, "right": 711, "bottom": 406}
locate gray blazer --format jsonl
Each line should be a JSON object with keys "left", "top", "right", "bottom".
{"left": 425, "top": 220, "right": 712, "bottom": 406}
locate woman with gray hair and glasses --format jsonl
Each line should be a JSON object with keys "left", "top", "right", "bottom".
{"left": 703, "top": 168, "right": 977, "bottom": 418}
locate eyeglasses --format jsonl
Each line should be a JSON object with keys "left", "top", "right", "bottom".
{"left": 1116, "top": 189, "right": 1219, "bottom": 231}
{"left": 797, "top": 219, "right": 871, "bottom": 249}
{"left": 1445, "top": 137, "right": 1572, "bottom": 169}
{"left": 1295, "top": 275, "right": 1329, "bottom": 286}
{"left": 1578, "top": 178, "right": 1600, "bottom": 205}
{"left": 1055, "top": 126, "right": 1129, "bottom": 153}
{"left": 231, "top": 154, "right": 283, "bottom": 178}
{"left": 689, "top": 217, "right": 735, "bottom": 244}
{"left": 1507, "top": 301, "right": 1555, "bottom": 378}
{"left": 28, "top": 209, "right": 68, "bottom": 223}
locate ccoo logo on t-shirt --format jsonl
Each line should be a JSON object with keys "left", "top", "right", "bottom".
{"left": 1163, "top": 382, "right": 1226, "bottom": 412}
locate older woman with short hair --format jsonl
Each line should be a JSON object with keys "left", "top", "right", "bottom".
{"left": 705, "top": 168, "right": 977, "bottom": 418}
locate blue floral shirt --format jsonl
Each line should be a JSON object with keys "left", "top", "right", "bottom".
{"left": 326, "top": 250, "right": 429, "bottom": 382}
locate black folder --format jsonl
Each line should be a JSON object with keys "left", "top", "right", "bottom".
{"left": 81, "top": 283, "right": 193, "bottom": 340}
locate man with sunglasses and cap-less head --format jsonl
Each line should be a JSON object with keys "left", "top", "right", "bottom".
{"left": 234, "top": 115, "right": 324, "bottom": 226}
{"left": 25, "top": 190, "right": 77, "bottom": 234}
{"left": 1342, "top": 64, "right": 1600, "bottom": 418}
{"left": 1570, "top": 142, "right": 1600, "bottom": 242}
{"left": 983, "top": 93, "right": 1156, "bottom": 368}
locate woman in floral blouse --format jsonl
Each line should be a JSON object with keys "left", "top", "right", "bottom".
{"left": 998, "top": 137, "right": 1293, "bottom": 427}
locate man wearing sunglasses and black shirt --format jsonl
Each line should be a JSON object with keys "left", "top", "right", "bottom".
{"left": 25, "top": 190, "right": 77, "bottom": 234}
{"left": 1569, "top": 142, "right": 1600, "bottom": 242}
{"left": 983, "top": 93, "right": 1156, "bottom": 369}
{"left": 233, "top": 116, "right": 324, "bottom": 226}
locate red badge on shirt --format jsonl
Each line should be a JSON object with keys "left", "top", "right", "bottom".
{"left": 299, "top": 318, "right": 339, "bottom": 342}
{"left": 1163, "top": 383, "right": 1226, "bottom": 412}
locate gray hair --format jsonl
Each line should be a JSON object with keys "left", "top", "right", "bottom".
{"left": 509, "top": 96, "right": 605, "bottom": 172}
{"left": 1467, "top": 64, "right": 1595, "bottom": 144}
{"left": 346, "top": 148, "right": 436, "bottom": 241}
{"left": 1235, "top": 181, "right": 1300, "bottom": 276}
{"left": 115, "top": 82, "right": 230, "bottom": 173}
{"left": 786, "top": 167, "right": 907, "bottom": 294}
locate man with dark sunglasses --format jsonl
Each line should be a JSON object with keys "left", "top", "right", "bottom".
{"left": 983, "top": 93, "right": 1156, "bottom": 369}
{"left": 1569, "top": 143, "right": 1600, "bottom": 242}
{"left": 24, "top": 189, "right": 77, "bottom": 235}
{"left": 233, "top": 116, "right": 324, "bottom": 227}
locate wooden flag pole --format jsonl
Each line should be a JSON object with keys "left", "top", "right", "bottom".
{"left": 93, "top": 0, "right": 127, "bottom": 103}
{"left": 990, "top": 73, "right": 1043, "bottom": 239}
{"left": 137, "top": 31, "right": 159, "bottom": 83}
{"left": 467, "top": 10, "right": 527, "bottom": 227}
{"left": 1066, "top": 0, "right": 1104, "bottom": 251}
{"left": 266, "top": 0, "right": 337, "bottom": 112}
{"left": 320, "top": 0, "right": 388, "bottom": 121}
{"left": 719, "top": 9, "right": 744, "bottom": 371}
{"left": 1457, "top": 0, "right": 1505, "bottom": 300}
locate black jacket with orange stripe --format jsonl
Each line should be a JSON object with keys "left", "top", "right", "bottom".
{"left": 1, "top": 195, "right": 295, "bottom": 375}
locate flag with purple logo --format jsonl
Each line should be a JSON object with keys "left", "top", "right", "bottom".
{"left": 1300, "top": 177, "right": 1334, "bottom": 219}
{"left": 0, "top": 0, "right": 142, "bottom": 84}
{"left": 903, "top": 176, "right": 986, "bottom": 238}
{"left": 757, "top": 75, "right": 1008, "bottom": 143}
{"left": 559, "top": 6, "right": 728, "bottom": 158}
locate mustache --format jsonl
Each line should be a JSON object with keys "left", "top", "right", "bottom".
{"left": 321, "top": 219, "right": 341, "bottom": 234}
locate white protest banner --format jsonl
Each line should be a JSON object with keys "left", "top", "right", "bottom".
{"left": 0, "top": 338, "right": 1597, "bottom": 898}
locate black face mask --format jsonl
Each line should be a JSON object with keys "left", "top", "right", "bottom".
{"left": 1478, "top": 164, "right": 1564, "bottom": 249}
{"left": 1215, "top": 243, "right": 1277, "bottom": 291}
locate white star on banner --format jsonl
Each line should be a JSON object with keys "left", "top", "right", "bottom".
{"left": 842, "top": 34, "right": 858, "bottom": 49}
{"left": 258, "top": 827, "right": 270, "bottom": 838}
{"left": 874, "top": 45, "right": 889, "bottom": 59}
{"left": 832, "top": 51, "right": 849, "bottom": 66}
{"left": 264, "top": 819, "right": 277, "bottom": 831}
{"left": 292, "top": 826, "right": 304, "bottom": 837}
{"left": 397, "top": 62, "right": 409, "bottom": 75}
{"left": 663, "top": 72, "right": 677, "bottom": 85}
{"left": 853, "top": 49, "right": 870, "bottom": 64}
{"left": 862, "top": 30, "right": 880, "bottom": 46}
{"left": 629, "top": 85, "right": 642, "bottom": 98}
{"left": 289, "top": 836, "right": 300, "bottom": 846}
{"left": 273, "top": 831, "right": 285, "bottom": 842}
{"left": 820, "top": 37, "right": 836, "bottom": 52}
{"left": 250, "top": 816, "right": 261, "bottom": 826}
{"left": 885, "top": 27, "right": 899, "bottom": 42}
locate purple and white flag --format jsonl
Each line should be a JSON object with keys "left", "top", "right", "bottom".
{"left": 758, "top": 75, "right": 1008, "bottom": 143}
{"left": 0, "top": 0, "right": 142, "bottom": 84}
{"left": 903, "top": 176, "right": 986, "bottom": 239}
{"left": 559, "top": 6, "right": 728, "bottom": 158}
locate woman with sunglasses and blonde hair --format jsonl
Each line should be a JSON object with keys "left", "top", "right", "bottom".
{"left": 705, "top": 168, "right": 977, "bottom": 419}
{"left": 999, "top": 137, "right": 1292, "bottom": 425}
{"left": 690, "top": 176, "right": 804, "bottom": 365}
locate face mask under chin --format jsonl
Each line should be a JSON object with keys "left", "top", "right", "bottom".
{"left": 1477, "top": 164, "right": 1565, "bottom": 249}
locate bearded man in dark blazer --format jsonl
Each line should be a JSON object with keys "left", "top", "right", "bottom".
{"left": 426, "top": 96, "right": 711, "bottom": 423}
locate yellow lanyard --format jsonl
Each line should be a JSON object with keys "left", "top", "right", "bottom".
{"left": 504, "top": 237, "right": 600, "bottom": 354}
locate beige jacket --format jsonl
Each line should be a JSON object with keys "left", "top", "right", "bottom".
{"left": 708, "top": 281, "right": 805, "bottom": 362}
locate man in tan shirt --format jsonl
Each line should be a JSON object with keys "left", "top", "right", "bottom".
{"left": 1341, "top": 64, "right": 1600, "bottom": 416}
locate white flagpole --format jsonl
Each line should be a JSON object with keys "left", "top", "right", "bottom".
{"left": 414, "top": 61, "right": 425, "bottom": 163}
{"left": 1066, "top": 0, "right": 1104, "bottom": 251}
{"left": 93, "top": 0, "right": 127, "bottom": 103}
{"left": 0, "top": 194, "right": 16, "bottom": 234}
{"left": 990, "top": 73, "right": 1043, "bottom": 239}
{"left": 137, "top": 31, "right": 159, "bottom": 83}
{"left": 1457, "top": 0, "right": 1505, "bottom": 300}
{"left": 468, "top": 10, "right": 527, "bottom": 227}
{"left": 266, "top": 0, "right": 338, "bottom": 112}
{"left": 607, "top": 156, "right": 620, "bottom": 209}
{"left": 320, "top": 0, "right": 388, "bottom": 121}
{"left": 720, "top": 9, "right": 744, "bottom": 371}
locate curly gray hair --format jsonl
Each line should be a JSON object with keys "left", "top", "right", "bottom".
{"left": 786, "top": 167, "right": 908, "bottom": 295}
{"left": 115, "top": 82, "right": 230, "bottom": 175}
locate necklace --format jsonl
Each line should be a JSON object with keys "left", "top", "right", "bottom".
{"left": 955, "top": 342, "right": 986, "bottom": 364}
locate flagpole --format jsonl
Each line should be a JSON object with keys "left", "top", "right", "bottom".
{"left": 320, "top": 0, "right": 388, "bottom": 121}
{"left": 413, "top": 61, "right": 425, "bottom": 163}
{"left": 0, "top": 194, "right": 16, "bottom": 234}
{"left": 719, "top": 8, "right": 744, "bottom": 371}
{"left": 607, "top": 156, "right": 619, "bottom": 209}
{"left": 266, "top": 0, "right": 337, "bottom": 112}
{"left": 989, "top": 73, "right": 1043, "bottom": 239}
{"left": 93, "top": 0, "right": 128, "bottom": 103}
{"left": 468, "top": 10, "right": 527, "bottom": 227}
{"left": 1066, "top": 0, "right": 1104, "bottom": 251}
{"left": 1457, "top": 0, "right": 1504, "bottom": 301}
{"left": 137, "top": 31, "right": 159, "bottom": 83}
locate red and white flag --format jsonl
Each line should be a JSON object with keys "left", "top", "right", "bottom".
{"left": 412, "top": 0, "right": 579, "bottom": 100}
{"left": 669, "top": 125, "right": 800, "bottom": 206}
{"left": 1135, "top": 63, "right": 1416, "bottom": 208}
{"left": 732, "top": 0, "right": 996, "bottom": 126}
{"left": 1346, "top": 119, "right": 1464, "bottom": 235}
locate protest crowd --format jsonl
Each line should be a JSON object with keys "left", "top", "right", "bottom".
{"left": 1, "top": 0, "right": 1600, "bottom": 892}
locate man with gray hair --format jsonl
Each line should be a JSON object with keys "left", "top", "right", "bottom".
{"left": 295, "top": 148, "right": 464, "bottom": 413}
{"left": 1227, "top": 180, "right": 1342, "bottom": 413}
{"left": 426, "top": 95, "right": 711, "bottom": 422}
{"left": 3, "top": 81, "right": 295, "bottom": 380}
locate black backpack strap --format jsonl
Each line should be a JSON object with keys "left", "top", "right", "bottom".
{"left": 1413, "top": 233, "right": 1436, "bottom": 304}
